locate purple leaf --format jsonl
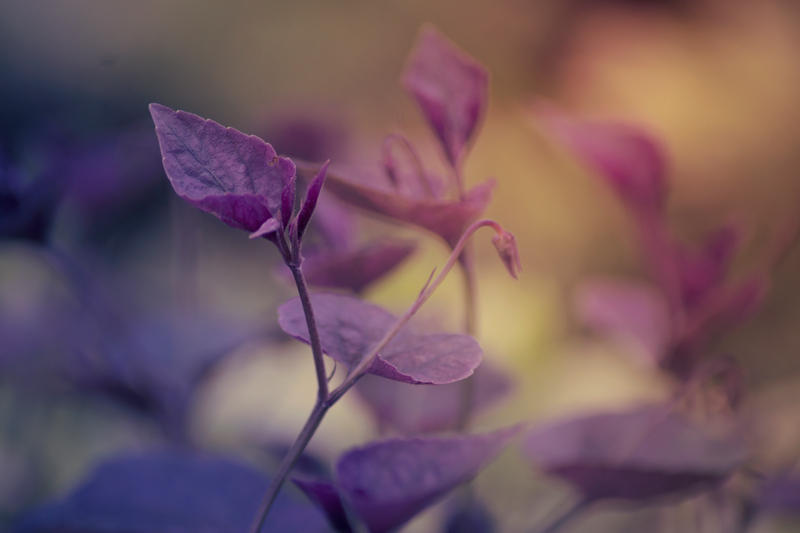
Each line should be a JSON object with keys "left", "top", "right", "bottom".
{"left": 302, "top": 240, "right": 416, "bottom": 293}
{"left": 336, "top": 428, "right": 517, "bottom": 532}
{"left": 759, "top": 475, "right": 800, "bottom": 514}
{"left": 12, "top": 452, "right": 330, "bottom": 533}
{"left": 297, "top": 161, "right": 330, "bottom": 241}
{"left": 281, "top": 174, "right": 296, "bottom": 226}
{"left": 443, "top": 497, "right": 496, "bottom": 533}
{"left": 676, "top": 225, "right": 741, "bottom": 311}
{"left": 324, "top": 173, "right": 495, "bottom": 247}
{"left": 402, "top": 26, "right": 489, "bottom": 166}
{"left": 149, "top": 103, "right": 295, "bottom": 232}
{"left": 536, "top": 105, "right": 667, "bottom": 217}
{"left": 293, "top": 478, "right": 352, "bottom": 532}
{"left": 524, "top": 406, "right": 747, "bottom": 502}
{"left": 277, "top": 293, "right": 482, "bottom": 384}
{"left": 354, "top": 362, "right": 512, "bottom": 434}
{"left": 574, "top": 278, "right": 671, "bottom": 365}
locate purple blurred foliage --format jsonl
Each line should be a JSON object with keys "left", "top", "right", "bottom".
{"left": 524, "top": 405, "right": 747, "bottom": 502}
{"left": 539, "top": 106, "right": 772, "bottom": 379}
{"left": 574, "top": 278, "right": 671, "bottom": 365}
{"left": 758, "top": 475, "right": 800, "bottom": 514}
{"left": 354, "top": 362, "right": 512, "bottom": 434}
{"left": 320, "top": 26, "right": 493, "bottom": 248}
{"left": 323, "top": 171, "right": 495, "bottom": 248}
{"left": 302, "top": 239, "right": 416, "bottom": 294}
{"left": 293, "top": 478, "right": 352, "bottom": 532}
{"left": 0, "top": 262, "right": 259, "bottom": 440}
{"left": 0, "top": 146, "right": 65, "bottom": 243}
{"left": 297, "top": 428, "right": 517, "bottom": 533}
{"left": 278, "top": 293, "right": 483, "bottom": 385}
{"left": 537, "top": 105, "right": 667, "bottom": 218}
{"left": 402, "top": 25, "right": 489, "bottom": 168}
{"left": 443, "top": 497, "right": 496, "bottom": 533}
{"left": 62, "top": 122, "right": 163, "bottom": 214}
{"left": 150, "top": 103, "right": 295, "bottom": 234}
{"left": 258, "top": 113, "right": 347, "bottom": 163}
{"left": 11, "top": 451, "right": 331, "bottom": 533}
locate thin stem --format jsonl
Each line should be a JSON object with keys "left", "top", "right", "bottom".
{"left": 455, "top": 247, "right": 477, "bottom": 430}
{"left": 533, "top": 499, "right": 589, "bottom": 533}
{"left": 328, "top": 218, "right": 505, "bottom": 406}
{"left": 289, "top": 264, "right": 328, "bottom": 401}
{"left": 454, "top": 159, "right": 477, "bottom": 430}
{"left": 249, "top": 400, "right": 328, "bottom": 533}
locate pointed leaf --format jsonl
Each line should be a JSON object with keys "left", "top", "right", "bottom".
{"left": 12, "top": 452, "right": 330, "bottom": 533}
{"left": 297, "top": 160, "right": 330, "bottom": 241}
{"left": 402, "top": 26, "right": 488, "bottom": 166}
{"left": 324, "top": 173, "right": 494, "bottom": 247}
{"left": 149, "top": 103, "right": 295, "bottom": 232}
{"left": 524, "top": 406, "right": 747, "bottom": 502}
{"left": 355, "top": 362, "right": 512, "bottom": 433}
{"left": 277, "top": 293, "right": 482, "bottom": 384}
{"left": 303, "top": 240, "right": 416, "bottom": 293}
{"left": 336, "top": 428, "right": 517, "bottom": 533}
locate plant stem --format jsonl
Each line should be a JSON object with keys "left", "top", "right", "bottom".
{"left": 249, "top": 399, "right": 329, "bottom": 533}
{"left": 454, "top": 160, "right": 478, "bottom": 431}
{"left": 288, "top": 264, "right": 328, "bottom": 401}
{"left": 251, "top": 220, "right": 508, "bottom": 530}
{"left": 533, "top": 499, "right": 589, "bottom": 533}
{"left": 455, "top": 246, "right": 477, "bottom": 430}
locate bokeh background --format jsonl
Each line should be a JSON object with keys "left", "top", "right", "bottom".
{"left": 2, "top": 0, "right": 800, "bottom": 531}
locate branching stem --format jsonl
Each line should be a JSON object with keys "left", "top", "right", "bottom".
{"left": 250, "top": 219, "right": 509, "bottom": 532}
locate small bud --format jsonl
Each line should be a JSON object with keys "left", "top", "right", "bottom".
{"left": 492, "top": 230, "right": 521, "bottom": 279}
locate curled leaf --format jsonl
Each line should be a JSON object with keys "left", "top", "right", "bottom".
{"left": 402, "top": 26, "right": 489, "bottom": 166}
{"left": 278, "top": 293, "right": 482, "bottom": 384}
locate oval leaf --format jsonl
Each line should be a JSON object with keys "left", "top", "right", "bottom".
{"left": 149, "top": 103, "right": 295, "bottom": 232}
{"left": 524, "top": 406, "right": 747, "bottom": 502}
{"left": 12, "top": 452, "right": 330, "bottom": 533}
{"left": 277, "top": 293, "right": 482, "bottom": 384}
{"left": 336, "top": 429, "right": 517, "bottom": 532}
